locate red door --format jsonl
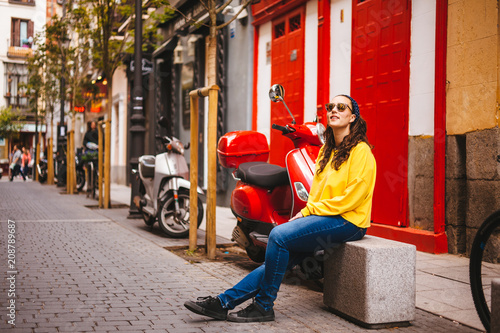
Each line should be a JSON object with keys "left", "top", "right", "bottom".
{"left": 352, "top": 0, "right": 411, "bottom": 227}
{"left": 270, "top": 7, "right": 305, "bottom": 167}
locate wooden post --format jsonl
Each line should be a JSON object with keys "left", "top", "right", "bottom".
{"left": 187, "top": 85, "right": 218, "bottom": 258}
{"left": 188, "top": 94, "right": 200, "bottom": 252}
{"left": 98, "top": 121, "right": 104, "bottom": 208}
{"left": 104, "top": 119, "right": 111, "bottom": 208}
{"left": 206, "top": 86, "right": 219, "bottom": 259}
{"left": 47, "top": 138, "right": 54, "bottom": 185}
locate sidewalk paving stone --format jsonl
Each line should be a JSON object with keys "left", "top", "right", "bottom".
{"left": 0, "top": 181, "right": 484, "bottom": 332}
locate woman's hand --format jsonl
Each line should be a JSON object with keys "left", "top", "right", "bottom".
{"left": 289, "top": 211, "right": 303, "bottom": 222}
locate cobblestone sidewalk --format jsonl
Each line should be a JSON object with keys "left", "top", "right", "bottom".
{"left": 0, "top": 181, "right": 481, "bottom": 332}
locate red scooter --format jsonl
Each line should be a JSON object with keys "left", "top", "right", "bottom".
{"left": 217, "top": 84, "right": 325, "bottom": 262}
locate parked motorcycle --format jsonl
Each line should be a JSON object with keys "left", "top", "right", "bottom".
{"left": 37, "top": 149, "right": 85, "bottom": 190}
{"left": 217, "top": 84, "right": 325, "bottom": 263}
{"left": 37, "top": 157, "right": 48, "bottom": 183}
{"left": 81, "top": 142, "right": 99, "bottom": 197}
{"left": 133, "top": 119, "right": 204, "bottom": 238}
{"left": 75, "top": 147, "right": 86, "bottom": 191}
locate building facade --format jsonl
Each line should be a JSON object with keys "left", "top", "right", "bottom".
{"left": 0, "top": 0, "right": 47, "bottom": 172}
{"left": 248, "top": 0, "right": 499, "bottom": 254}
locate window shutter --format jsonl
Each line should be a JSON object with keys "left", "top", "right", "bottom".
{"left": 11, "top": 18, "right": 17, "bottom": 46}
{"left": 28, "top": 20, "right": 34, "bottom": 41}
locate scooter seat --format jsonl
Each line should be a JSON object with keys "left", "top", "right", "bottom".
{"left": 235, "top": 162, "right": 288, "bottom": 189}
{"left": 139, "top": 155, "right": 155, "bottom": 178}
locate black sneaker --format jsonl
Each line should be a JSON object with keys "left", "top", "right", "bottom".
{"left": 184, "top": 296, "right": 228, "bottom": 320}
{"left": 227, "top": 302, "right": 275, "bottom": 323}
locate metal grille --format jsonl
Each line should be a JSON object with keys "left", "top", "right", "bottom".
{"left": 274, "top": 22, "right": 285, "bottom": 39}
{"left": 154, "top": 59, "right": 166, "bottom": 154}
{"left": 289, "top": 15, "right": 301, "bottom": 32}
{"left": 216, "top": 28, "right": 227, "bottom": 192}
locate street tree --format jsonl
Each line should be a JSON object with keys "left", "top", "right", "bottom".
{"left": 161, "top": 0, "right": 253, "bottom": 258}
{"left": 71, "top": 0, "right": 173, "bottom": 206}
{"left": 0, "top": 106, "right": 24, "bottom": 159}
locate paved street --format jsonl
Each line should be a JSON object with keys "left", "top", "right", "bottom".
{"left": 0, "top": 180, "right": 481, "bottom": 332}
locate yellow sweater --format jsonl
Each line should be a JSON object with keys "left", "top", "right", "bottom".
{"left": 301, "top": 141, "right": 376, "bottom": 229}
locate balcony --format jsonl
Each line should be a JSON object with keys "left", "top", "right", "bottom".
{"left": 7, "top": 46, "right": 33, "bottom": 59}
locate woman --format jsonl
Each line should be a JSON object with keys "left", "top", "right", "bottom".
{"left": 21, "top": 147, "right": 31, "bottom": 179}
{"left": 185, "top": 94, "right": 376, "bottom": 323}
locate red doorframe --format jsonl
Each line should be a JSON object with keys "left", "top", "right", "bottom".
{"left": 317, "top": 0, "right": 331, "bottom": 123}
{"left": 368, "top": 0, "right": 449, "bottom": 253}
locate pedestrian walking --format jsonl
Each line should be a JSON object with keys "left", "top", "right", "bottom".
{"left": 10, "top": 145, "right": 26, "bottom": 181}
{"left": 184, "top": 94, "right": 377, "bottom": 322}
{"left": 21, "top": 146, "right": 31, "bottom": 178}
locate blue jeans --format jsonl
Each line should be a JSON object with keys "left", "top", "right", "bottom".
{"left": 218, "top": 215, "right": 366, "bottom": 311}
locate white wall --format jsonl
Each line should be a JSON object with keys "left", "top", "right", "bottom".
{"left": 330, "top": 0, "right": 352, "bottom": 99}
{"left": 111, "top": 66, "right": 128, "bottom": 184}
{"left": 409, "top": 0, "right": 436, "bottom": 136}
{"left": 0, "top": 0, "right": 47, "bottom": 109}
{"left": 304, "top": 0, "right": 318, "bottom": 122}
{"left": 111, "top": 66, "right": 127, "bottom": 166}
{"left": 255, "top": 21, "right": 272, "bottom": 142}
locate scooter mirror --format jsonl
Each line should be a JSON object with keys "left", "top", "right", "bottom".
{"left": 269, "top": 84, "right": 285, "bottom": 103}
{"left": 159, "top": 116, "right": 169, "bottom": 128}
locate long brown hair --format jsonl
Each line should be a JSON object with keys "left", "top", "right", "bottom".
{"left": 317, "top": 116, "right": 372, "bottom": 174}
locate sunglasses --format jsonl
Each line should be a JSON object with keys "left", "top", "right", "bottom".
{"left": 325, "top": 103, "right": 352, "bottom": 113}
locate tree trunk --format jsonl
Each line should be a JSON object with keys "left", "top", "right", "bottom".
{"left": 206, "top": 35, "right": 217, "bottom": 86}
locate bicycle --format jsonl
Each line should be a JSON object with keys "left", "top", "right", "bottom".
{"left": 469, "top": 209, "right": 500, "bottom": 332}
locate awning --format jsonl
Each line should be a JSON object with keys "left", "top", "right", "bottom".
{"left": 20, "top": 123, "right": 46, "bottom": 133}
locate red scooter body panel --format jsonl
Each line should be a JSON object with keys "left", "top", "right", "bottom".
{"left": 286, "top": 145, "right": 320, "bottom": 217}
{"left": 217, "top": 131, "right": 270, "bottom": 169}
{"left": 285, "top": 123, "right": 324, "bottom": 148}
{"left": 231, "top": 182, "right": 291, "bottom": 224}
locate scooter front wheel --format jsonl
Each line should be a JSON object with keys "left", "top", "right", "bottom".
{"left": 157, "top": 191, "right": 203, "bottom": 238}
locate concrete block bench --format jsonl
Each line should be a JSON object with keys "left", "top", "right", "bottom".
{"left": 323, "top": 235, "right": 416, "bottom": 328}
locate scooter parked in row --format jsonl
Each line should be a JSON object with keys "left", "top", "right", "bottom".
{"left": 217, "top": 84, "right": 325, "bottom": 263}
{"left": 133, "top": 118, "right": 204, "bottom": 238}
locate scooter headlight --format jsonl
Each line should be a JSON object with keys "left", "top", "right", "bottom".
{"left": 294, "top": 182, "right": 309, "bottom": 202}
{"left": 316, "top": 122, "right": 326, "bottom": 144}
{"left": 170, "top": 140, "right": 185, "bottom": 155}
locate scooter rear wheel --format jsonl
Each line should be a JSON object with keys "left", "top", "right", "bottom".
{"left": 157, "top": 191, "right": 203, "bottom": 238}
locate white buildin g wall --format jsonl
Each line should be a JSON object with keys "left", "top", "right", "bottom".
{"left": 0, "top": 0, "right": 46, "bottom": 162}
{"left": 0, "top": 0, "right": 47, "bottom": 107}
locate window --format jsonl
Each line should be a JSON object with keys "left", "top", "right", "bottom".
{"left": 11, "top": 18, "right": 34, "bottom": 48}
{"left": 4, "top": 62, "right": 29, "bottom": 109}
{"left": 274, "top": 22, "right": 285, "bottom": 39}
{"left": 289, "top": 15, "right": 301, "bottom": 32}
